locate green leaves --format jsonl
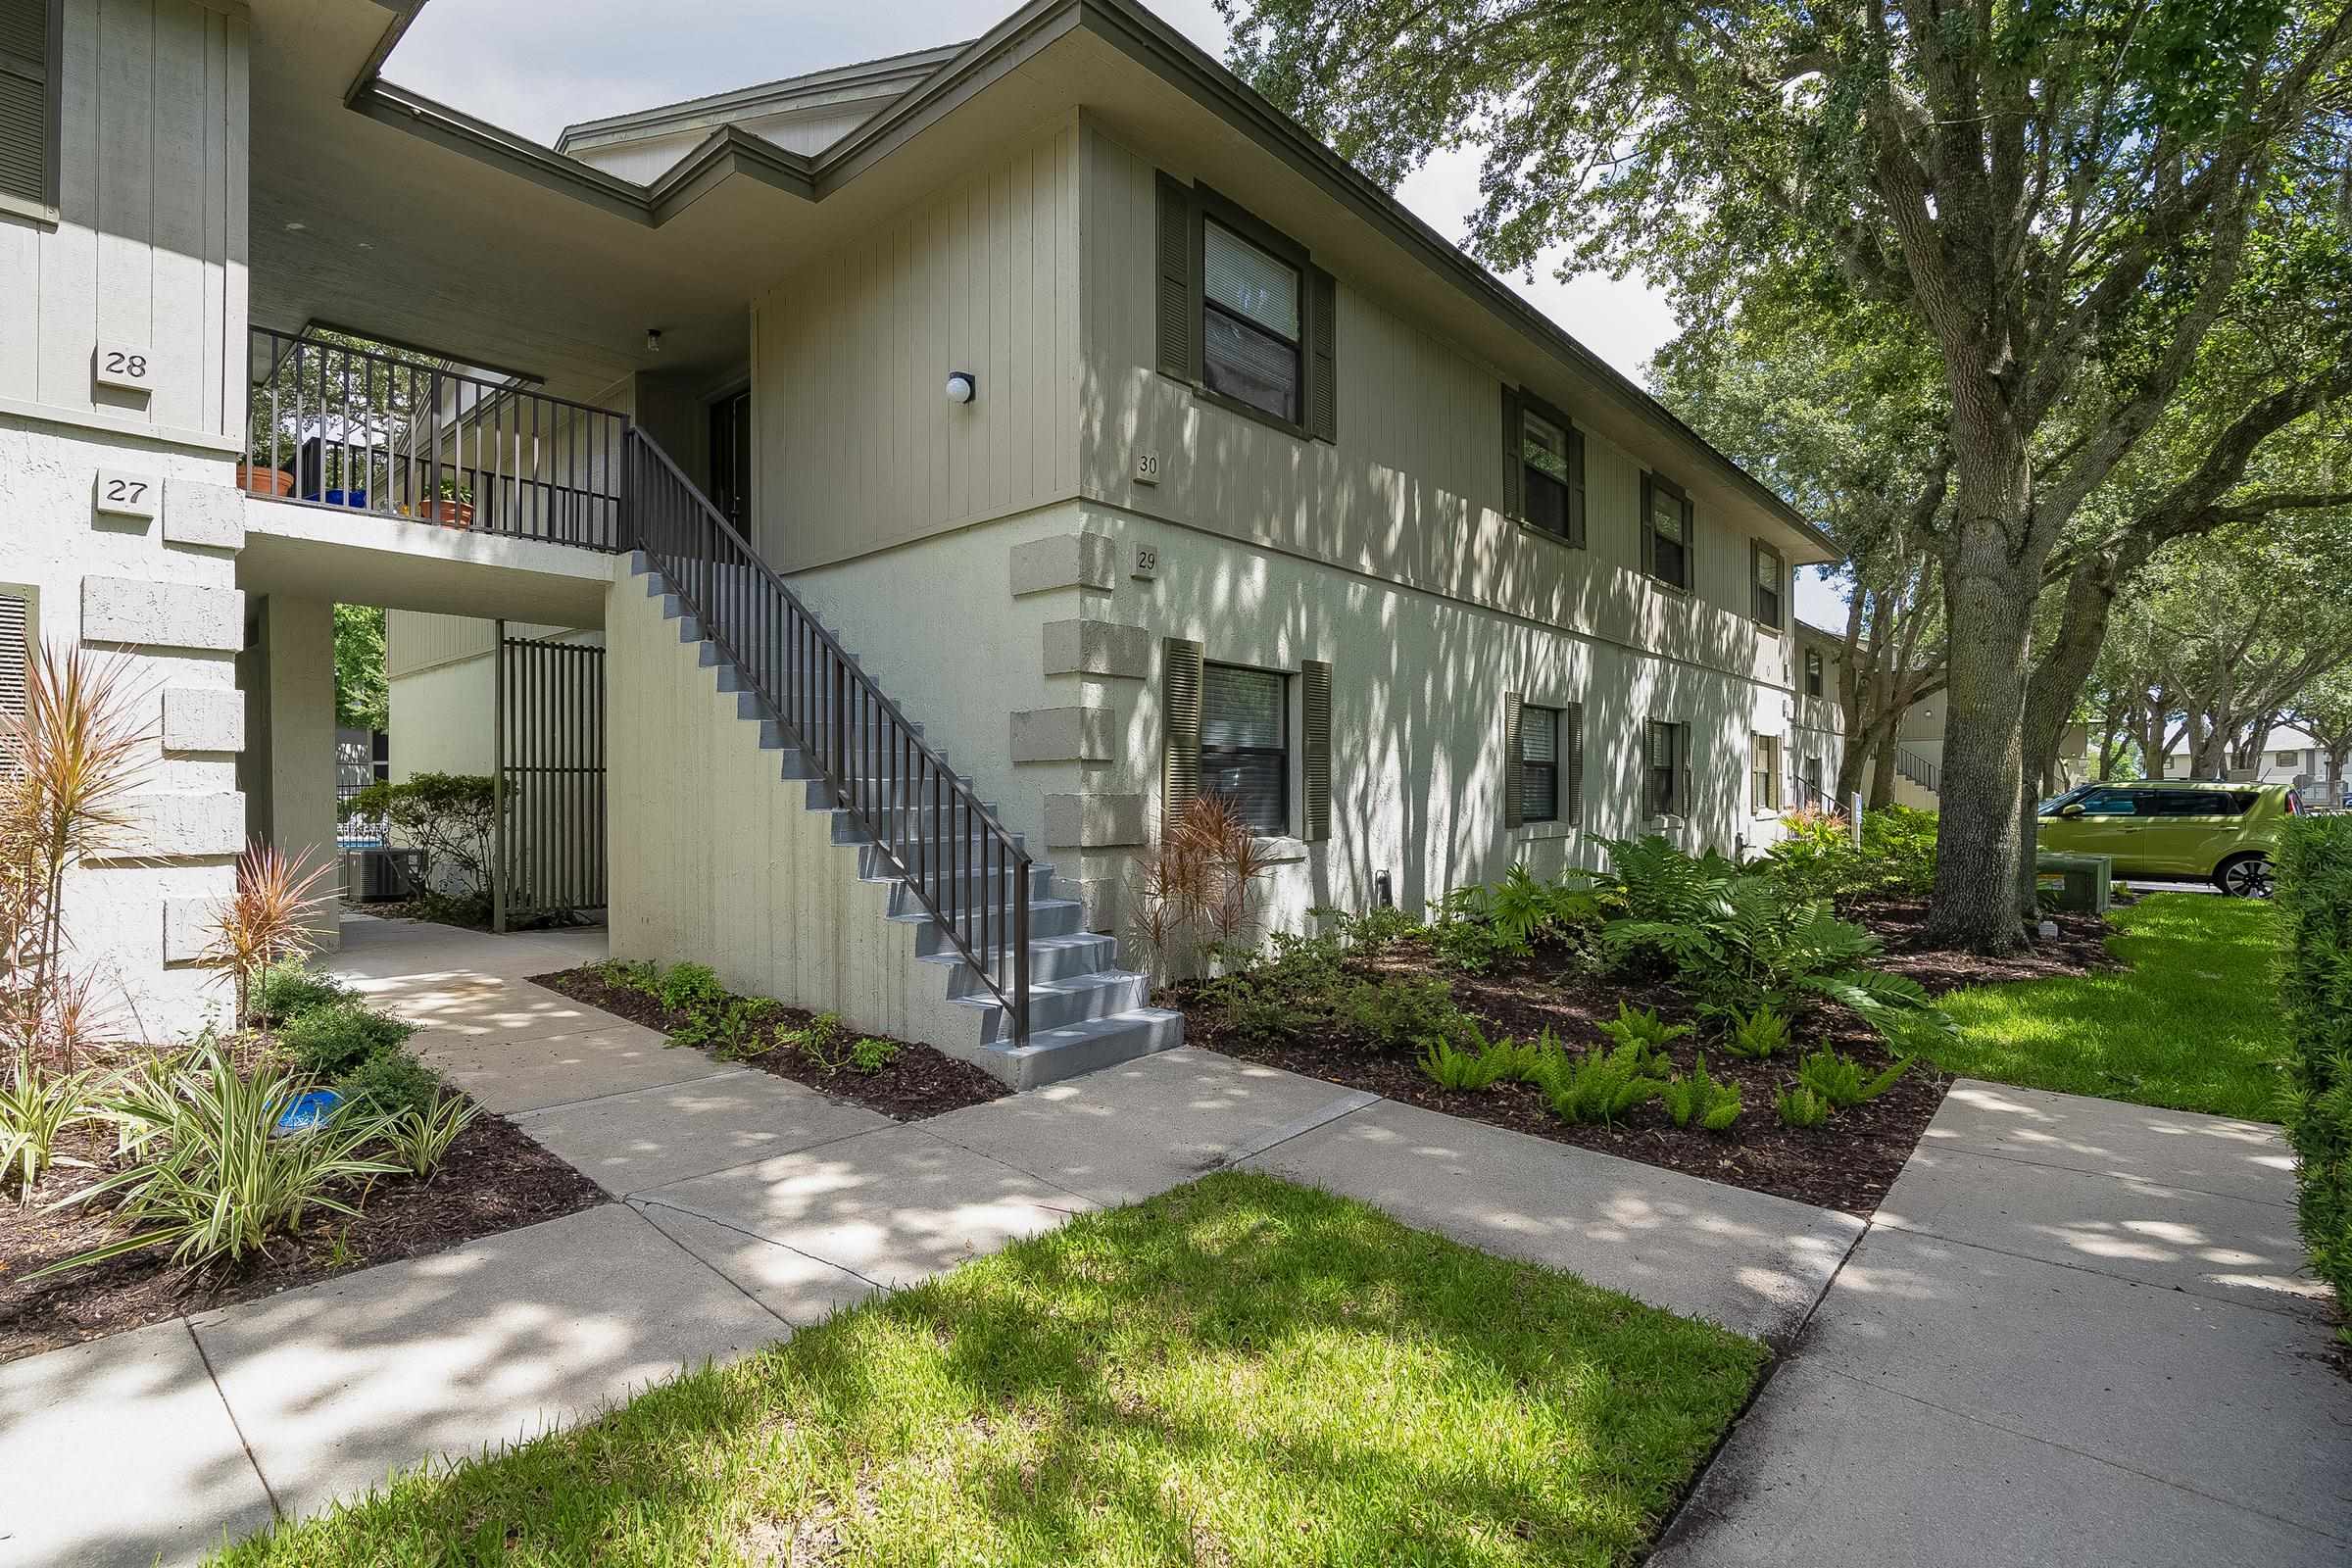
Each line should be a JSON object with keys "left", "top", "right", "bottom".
{"left": 1660, "top": 1054, "right": 1744, "bottom": 1132}
{"left": 1794, "top": 1048, "right": 1909, "bottom": 1109}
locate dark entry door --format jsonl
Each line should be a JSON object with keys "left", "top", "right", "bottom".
{"left": 709, "top": 389, "right": 752, "bottom": 531}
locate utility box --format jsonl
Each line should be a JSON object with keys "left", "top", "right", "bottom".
{"left": 345, "top": 847, "right": 426, "bottom": 903}
{"left": 2035, "top": 851, "right": 2113, "bottom": 914}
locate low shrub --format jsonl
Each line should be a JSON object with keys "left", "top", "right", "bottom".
{"left": 1793, "top": 1048, "right": 1907, "bottom": 1109}
{"left": 1543, "top": 1040, "right": 1669, "bottom": 1127}
{"left": 250, "top": 960, "right": 352, "bottom": 1025}
{"left": 783, "top": 1012, "right": 854, "bottom": 1075}
{"left": 279, "top": 1002, "right": 416, "bottom": 1079}
{"left": 2276, "top": 815, "right": 2352, "bottom": 1337}
{"left": 1660, "top": 1054, "right": 1743, "bottom": 1132}
{"left": 1721, "top": 1004, "right": 1792, "bottom": 1060}
{"left": 332, "top": 1046, "right": 445, "bottom": 1121}
{"left": 599, "top": 958, "right": 662, "bottom": 995}
{"left": 1340, "top": 976, "right": 1481, "bottom": 1053}
{"left": 40, "top": 1044, "right": 400, "bottom": 1276}
{"left": 1775, "top": 1086, "right": 1832, "bottom": 1129}
{"left": 848, "top": 1036, "right": 901, "bottom": 1074}
{"left": 675, "top": 996, "right": 779, "bottom": 1058}
{"left": 658, "top": 962, "right": 727, "bottom": 1015}
{"left": 1755, "top": 804, "right": 1938, "bottom": 905}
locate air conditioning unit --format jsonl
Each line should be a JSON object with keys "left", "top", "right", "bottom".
{"left": 345, "top": 847, "right": 426, "bottom": 902}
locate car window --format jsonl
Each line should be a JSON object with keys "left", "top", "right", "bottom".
{"left": 2149, "top": 790, "right": 2240, "bottom": 816}
{"left": 2076, "top": 791, "right": 2142, "bottom": 815}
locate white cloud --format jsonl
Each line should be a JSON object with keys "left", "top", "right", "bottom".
{"left": 387, "top": 0, "right": 1679, "bottom": 379}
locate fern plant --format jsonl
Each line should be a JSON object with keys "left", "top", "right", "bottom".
{"left": 1416, "top": 1026, "right": 1535, "bottom": 1091}
{"left": 1722, "top": 1004, "right": 1791, "bottom": 1059}
{"left": 1544, "top": 1040, "right": 1668, "bottom": 1126}
{"left": 1659, "top": 1054, "right": 1743, "bottom": 1132}
{"left": 1794, "top": 1048, "right": 1909, "bottom": 1108}
{"left": 1775, "top": 1086, "right": 1832, "bottom": 1129}
{"left": 1596, "top": 1000, "right": 1691, "bottom": 1060}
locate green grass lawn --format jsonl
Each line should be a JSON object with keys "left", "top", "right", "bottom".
{"left": 211, "top": 1171, "right": 1765, "bottom": 1567}
{"left": 1917, "top": 892, "right": 2287, "bottom": 1120}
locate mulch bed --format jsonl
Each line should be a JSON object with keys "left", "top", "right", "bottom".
{"left": 1, "top": 1105, "right": 604, "bottom": 1364}
{"left": 528, "top": 966, "right": 1009, "bottom": 1121}
{"left": 1173, "top": 910, "right": 2117, "bottom": 1218}
{"left": 1858, "top": 900, "right": 2124, "bottom": 993}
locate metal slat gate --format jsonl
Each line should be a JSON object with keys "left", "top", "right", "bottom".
{"left": 492, "top": 623, "right": 607, "bottom": 931}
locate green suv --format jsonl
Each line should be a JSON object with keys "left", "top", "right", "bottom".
{"left": 2038, "top": 780, "right": 2299, "bottom": 897}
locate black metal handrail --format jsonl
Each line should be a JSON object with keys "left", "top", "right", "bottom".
{"left": 624, "top": 429, "right": 1031, "bottom": 1043}
{"left": 244, "top": 325, "right": 627, "bottom": 552}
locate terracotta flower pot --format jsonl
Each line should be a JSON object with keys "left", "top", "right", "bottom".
{"left": 236, "top": 462, "right": 295, "bottom": 496}
{"left": 410, "top": 499, "right": 475, "bottom": 528}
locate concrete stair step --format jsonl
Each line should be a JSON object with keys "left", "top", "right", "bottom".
{"left": 956, "top": 968, "right": 1151, "bottom": 1035}
{"left": 981, "top": 1007, "right": 1188, "bottom": 1090}
{"left": 917, "top": 930, "right": 1117, "bottom": 985}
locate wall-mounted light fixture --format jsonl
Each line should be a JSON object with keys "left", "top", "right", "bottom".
{"left": 645, "top": 329, "right": 663, "bottom": 354}
{"left": 945, "top": 370, "right": 977, "bottom": 404}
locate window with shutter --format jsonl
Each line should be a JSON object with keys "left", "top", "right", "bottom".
{"left": 1643, "top": 475, "right": 1692, "bottom": 590}
{"left": 1751, "top": 541, "right": 1785, "bottom": 629}
{"left": 1644, "top": 718, "right": 1689, "bottom": 818}
{"left": 0, "top": 0, "right": 57, "bottom": 215}
{"left": 0, "top": 591, "right": 28, "bottom": 773}
{"left": 1155, "top": 177, "right": 1335, "bottom": 443}
{"left": 1520, "top": 705, "right": 1561, "bottom": 823}
{"left": 1202, "top": 220, "right": 1302, "bottom": 424}
{"left": 1804, "top": 647, "right": 1824, "bottom": 698}
{"left": 1200, "top": 662, "right": 1288, "bottom": 834}
{"left": 1509, "top": 392, "right": 1586, "bottom": 548}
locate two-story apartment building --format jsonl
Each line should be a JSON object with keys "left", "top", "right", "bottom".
{"left": 5, "top": 0, "right": 1840, "bottom": 1086}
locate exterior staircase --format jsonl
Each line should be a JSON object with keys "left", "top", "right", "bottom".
{"left": 622, "top": 543, "right": 1182, "bottom": 1089}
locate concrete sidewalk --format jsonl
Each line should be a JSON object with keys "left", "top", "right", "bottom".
{"left": 1654, "top": 1082, "right": 2352, "bottom": 1567}
{"left": 0, "top": 915, "right": 1872, "bottom": 1565}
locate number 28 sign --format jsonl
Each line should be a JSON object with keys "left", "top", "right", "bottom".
{"left": 94, "top": 343, "right": 153, "bottom": 394}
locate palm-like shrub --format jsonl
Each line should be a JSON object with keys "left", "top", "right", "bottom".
{"left": 38, "top": 1043, "right": 399, "bottom": 1276}
{"left": 1591, "top": 836, "right": 1947, "bottom": 1045}
{"left": 204, "top": 844, "right": 335, "bottom": 1032}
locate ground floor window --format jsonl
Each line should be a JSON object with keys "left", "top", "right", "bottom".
{"left": 1645, "top": 719, "right": 1689, "bottom": 818}
{"left": 1804, "top": 753, "right": 1824, "bottom": 808}
{"left": 1521, "top": 705, "right": 1561, "bottom": 823}
{"left": 1200, "top": 662, "right": 1288, "bottom": 834}
{"left": 1751, "top": 733, "right": 1783, "bottom": 813}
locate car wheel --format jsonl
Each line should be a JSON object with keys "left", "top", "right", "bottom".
{"left": 2215, "top": 854, "right": 2274, "bottom": 899}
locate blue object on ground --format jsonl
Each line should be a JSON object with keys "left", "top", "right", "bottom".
{"left": 275, "top": 1089, "right": 341, "bottom": 1136}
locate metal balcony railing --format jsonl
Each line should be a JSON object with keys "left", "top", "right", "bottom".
{"left": 243, "top": 325, "right": 627, "bottom": 551}
{"left": 624, "top": 431, "right": 1031, "bottom": 1044}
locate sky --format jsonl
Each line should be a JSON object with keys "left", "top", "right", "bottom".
{"left": 387, "top": 0, "right": 1845, "bottom": 623}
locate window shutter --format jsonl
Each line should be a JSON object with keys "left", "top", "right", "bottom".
{"left": 1639, "top": 472, "right": 1657, "bottom": 579}
{"left": 1300, "top": 659, "right": 1331, "bottom": 841}
{"left": 1305, "top": 266, "right": 1337, "bottom": 443}
{"left": 1566, "top": 427, "right": 1587, "bottom": 548}
{"left": 0, "top": 0, "right": 52, "bottom": 210}
{"left": 1499, "top": 386, "right": 1523, "bottom": 521}
{"left": 1154, "top": 172, "right": 1198, "bottom": 382}
{"left": 1677, "top": 722, "right": 1694, "bottom": 819}
{"left": 1562, "top": 701, "right": 1584, "bottom": 827}
{"left": 1502, "top": 690, "right": 1523, "bottom": 831}
{"left": 1161, "top": 637, "right": 1204, "bottom": 838}
{"left": 0, "top": 591, "right": 26, "bottom": 770}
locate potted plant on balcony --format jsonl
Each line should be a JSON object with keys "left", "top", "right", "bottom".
{"left": 235, "top": 461, "right": 295, "bottom": 497}
{"left": 405, "top": 477, "right": 474, "bottom": 529}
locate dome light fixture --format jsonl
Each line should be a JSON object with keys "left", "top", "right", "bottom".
{"left": 945, "top": 370, "right": 977, "bottom": 404}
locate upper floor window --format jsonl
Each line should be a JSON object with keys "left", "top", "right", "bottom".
{"left": 0, "top": 0, "right": 60, "bottom": 219}
{"left": 1155, "top": 175, "right": 1337, "bottom": 442}
{"left": 1200, "top": 662, "right": 1289, "bottom": 836}
{"left": 1804, "top": 647, "right": 1824, "bottom": 698}
{"left": 1642, "top": 474, "right": 1693, "bottom": 591}
{"left": 1202, "top": 220, "right": 1301, "bottom": 425}
{"left": 1751, "top": 542, "right": 1785, "bottom": 629}
{"left": 1503, "top": 391, "right": 1587, "bottom": 547}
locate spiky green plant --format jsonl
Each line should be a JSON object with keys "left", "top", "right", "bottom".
{"left": 1794, "top": 1048, "right": 1908, "bottom": 1108}
{"left": 1659, "top": 1054, "right": 1744, "bottom": 1132}
{"left": 36, "top": 1042, "right": 400, "bottom": 1276}
{"left": 1544, "top": 1041, "right": 1668, "bottom": 1126}
{"left": 1, "top": 1054, "right": 99, "bottom": 1195}
{"left": 1415, "top": 1027, "right": 1522, "bottom": 1091}
{"left": 1775, "top": 1086, "right": 1832, "bottom": 1129}
{"left": 1596, "top": 1001, "right": 1691, "bottom": 1067}
{"left": 1721, "top": 1004, "right": 1792, "bottom": 1059}
{"left": 379, "top": 1092, "right": 482, "bottom": 1180}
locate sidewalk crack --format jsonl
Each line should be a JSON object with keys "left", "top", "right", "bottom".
{"left": 185, "top": 1317, "right": 282, "bottom": 1522}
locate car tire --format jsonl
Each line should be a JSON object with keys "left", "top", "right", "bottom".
{"left": 2214, "top": 854, "right": 2274, "bottom": 899}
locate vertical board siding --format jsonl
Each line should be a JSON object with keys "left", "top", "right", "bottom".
{"left": 749, "top": 117, "right": 1080, "bottom": 571}
{"left": 1077, "top": 123, "right": 1780, "bottom": 686}
{"left": 2, "top": 0, "right": 243, "bottom": 435}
